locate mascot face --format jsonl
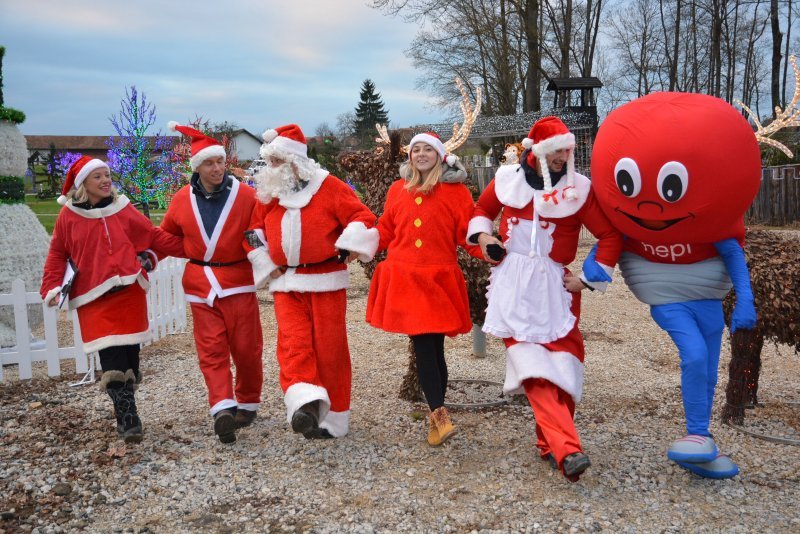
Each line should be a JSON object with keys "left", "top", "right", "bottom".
{"left": 591, "top": 92, "right": 762, "bottom": 244}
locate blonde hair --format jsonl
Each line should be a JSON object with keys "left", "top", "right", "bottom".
{"left": 404, "top": 161, "right": 443, "bottom": 194}
{"left": 69, "top": 183, "right": 119, "bottom": 204}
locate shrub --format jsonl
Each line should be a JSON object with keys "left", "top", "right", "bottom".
{"left": 0, "top": 175, "right": 25, "bottom": 204}
{"left": 0, "top": 107, "right": 26, "bottom": 124}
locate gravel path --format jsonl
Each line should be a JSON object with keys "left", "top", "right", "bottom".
{"left": 2, "top": 247, "right": 799, "bottom": 533}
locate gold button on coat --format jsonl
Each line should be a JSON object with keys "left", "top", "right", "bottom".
{"left": 415, "top": 239, "right": 423, "bottom": 248}
{"left": 415, "top": 197, "right": 422, "bottom": 205}
{"left": 414, "top": 218, "right": 422, "bottom": 227}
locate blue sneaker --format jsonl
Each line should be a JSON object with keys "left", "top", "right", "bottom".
{"left": 676, "top": 454, "right": 739, "bottom": 479}
{"left": 667, "top": 435, "right": 718, "bottom": 463}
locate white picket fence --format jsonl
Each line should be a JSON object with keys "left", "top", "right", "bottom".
{"left": 0, "top": 257, "right": 187, "bottom": 382}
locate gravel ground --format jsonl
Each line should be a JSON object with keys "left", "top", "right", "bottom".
{"left": 1, "top": 245, "right": 799, "bottom": 533}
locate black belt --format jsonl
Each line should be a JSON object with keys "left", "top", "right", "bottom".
{"left": 189, "top": 258, "right": 247, "bottom": 267}
{"left": 279, "top": 254, "right": 343, "bottom": 272}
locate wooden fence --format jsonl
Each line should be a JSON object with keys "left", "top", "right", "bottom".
{"left": 747, "top": 165, "right": 800, "bottom": 226}
{"left": 0, "top": 257, "right": 187, "bottom": 382}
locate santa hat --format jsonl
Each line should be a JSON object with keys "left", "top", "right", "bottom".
{"left": 407, "top": 132, "right": 459, "bottom": 166}
{"left": 261, "top": 124, "right": 308, "bottom": 160}
{"left": 167, "top": 121, "right": 226, "bottom": 171}
{"left": 57, "top": 155, "right": 109, "bottom": 205}
{"left": 521, "top": 116, "right": 577, "bottom": 204}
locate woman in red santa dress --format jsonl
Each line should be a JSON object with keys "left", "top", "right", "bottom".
{"left": 40, "top": 156, "right": 183, "bottom": 443}
{"left": 366, "top": 132, "right": 480, "bottom": 446}
{"left": 467, "top": 116, "right": 623, "bottom": 481}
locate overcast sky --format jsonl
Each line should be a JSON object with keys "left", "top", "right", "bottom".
{"left": 1, "top": 0, "right": 446, "bottom": 137}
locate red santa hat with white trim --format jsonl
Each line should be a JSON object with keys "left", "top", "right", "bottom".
{"left": 261, "top": 124, "right": 308, "bottom": 160}
{"left": 167, "top": 121, "right": 226, "bottom": 171}
{"left": 521, "top": 116, "right": 578, "bottom": 203}
{"left": 57, "top": 155, "right": 109, "bottom": 205}
{"left": 408, "top": 131, "right": 459, "bottom": 166}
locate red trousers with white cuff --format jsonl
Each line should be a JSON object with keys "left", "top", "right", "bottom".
{"left": 274, "top": 289, "right": 352, "bottom": 437}
{"left": 190, "top": 292, "right": 263, "bottom": 416}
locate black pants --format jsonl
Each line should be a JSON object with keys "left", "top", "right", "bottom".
{"left": 99, "top": 344, "right": 141, "bottom": 376}
{"left": 411, "top": 334, "right": 448, "bottom": 410}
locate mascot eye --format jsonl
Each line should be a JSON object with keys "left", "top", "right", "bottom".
{"left": 613, "top": 158, "right": 642, "bottom": 197}
{"left": 657, "top": 161, "right": 689, "bottom": 202}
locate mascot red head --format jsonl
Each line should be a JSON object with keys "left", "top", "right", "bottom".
{"left": 591, "top": 92, "right": 761, "bottom": 245}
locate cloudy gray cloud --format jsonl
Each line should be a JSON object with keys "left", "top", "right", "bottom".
{"left": 1, "top": 0, "right": 444, "bottom": 136}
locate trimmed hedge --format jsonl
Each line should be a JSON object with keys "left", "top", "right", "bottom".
{"left": 0, "top": 175, "right": 25, "bottom": 204}
{"left": 0, "top": 107, "right": 25, "bottom": 124}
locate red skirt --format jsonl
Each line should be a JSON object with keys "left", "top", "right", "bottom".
{"left": 76, "top": 283, "right": 151, "bottom": 353}
{"left": 366, "top": 259, "right": 472, "bottom": 337}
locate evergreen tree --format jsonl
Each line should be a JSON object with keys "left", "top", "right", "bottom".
{"left": 353, "top": 79, "right": 389, "bottom": 146}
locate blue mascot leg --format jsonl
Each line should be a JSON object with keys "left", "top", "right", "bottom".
{"left": 650, "top": 302, "right": 711, "bottom": 436}
{"left": 696, "top": 300, "right": 724, "bottom": 424}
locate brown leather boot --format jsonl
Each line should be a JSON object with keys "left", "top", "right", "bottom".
{"left": 234, "top": 409, "right": 257, "bottom": 428}
{"left": 429, "top": 406, "right": 456, "bottom": 446}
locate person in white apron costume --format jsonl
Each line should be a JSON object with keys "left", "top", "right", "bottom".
{"left": 467, "top": 116, "right": 623, "bottom": 481}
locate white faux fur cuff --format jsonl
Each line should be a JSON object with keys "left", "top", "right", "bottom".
{"left": 44, "top": 286, "right": 61, "bottom": 307}
{"left": 334, "top": 222, "right": 380, "bottom": 262}
{"left": 247, "top": 248, "right": 278, "bottom": 289}
{"left": 466, "top": 216, "right": 494, "bottom": 244}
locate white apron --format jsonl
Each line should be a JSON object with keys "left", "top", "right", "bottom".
{"left": 482, "top": 213, "right": 575, "bottom": 343}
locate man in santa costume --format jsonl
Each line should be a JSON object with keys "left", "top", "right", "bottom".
{"left": 467, "top": 116, "right": 623, "bottom": 481}
{"left": 246, "top": 124, "right": 379, "bottom": 439}
{"left": 161, "top": 123, "right": 263, "bottom": 444}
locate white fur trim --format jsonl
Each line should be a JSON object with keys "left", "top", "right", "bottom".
{"left": 189, "top": 144, "right": 226, "bottom": 171}
{"left": 186, "top": 292, "right": 216, "bottom": 306}
{"left": 521, "top": 138, "right": 533, "bottom": 149}
{"left": 237, "top": 402, "right": 260, "bottom": 411}
{"left": 531, "top": 132, "right": 575, "bottom": 157}
{"left": 65, "top": 195, "right": 130, "bottom": 219}
{"left": 504, "top": 342, "right": 584, "bottom": 402}
{"left": 284, "top": 382, "right": 331, "bottom": 425}
{"left": 57, "top": 195, "right": 68, "bottom": 205}
{"left": 319, "top": 410, "right": 350, "bottom": 437}
{"left": 82, "top": 330, "right": 152, "bottom": 354}
{"left": 445, "top": 154, "right": 458, "bottom": 166}
{"left": 263, "top": 136, "right": 307, "bottom": 160}
{"left": 262, "top": 129, "right": 278, "bottom": 143}
{"left": 248, "top": 248, "right": 278, "bottom": 289}
{"left": 493, "top": 164, "right": 534, "bottom": 209}
{"left": 210, "top": 399, "right": 238, "bottom": 416}
{"left": 167, "top": 121, "right": 179, "bottom": 132}
{"left": 579, "top": 262, "right": 615, "bottom": 293}
{"left": 408, "top": 133, "right": 446, "bottom": 159}
{"left": 204, "top": 178, "right": 239, "bottom": 261}
{"left": 69, "top": 273, "right": 143, "bottom": 309}
{"left": 533, "top": 173, "right": 591, "bottom": 218}
{"left": 268, "top": 269, "right": 350, "bottom": 293}
{"left": 467, "top": 216, "right": 494, "bottom": 244}
{"left": 44, "top": 286, "right": 61, "bottom": 307}
{"left": 74, "top": 159, "right": 109, "bottom": 189}
{"left": 334, "top": 222, "right": 380, "bottom": 262}
{"left": 282, "top": 208, "right": 302, "bottom": 267}
{"left": 277, "top": 169, "right": 328, "bottom": 209}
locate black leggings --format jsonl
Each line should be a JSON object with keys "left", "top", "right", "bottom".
{"left": 411, "top": 333, "right": 448, "bottom": 410}
{"left": 99, "top": 344, "right": 141, "bottom": 376}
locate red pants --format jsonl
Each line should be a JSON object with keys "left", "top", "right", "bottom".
{"left": 274, "top": 290, "right": 351, "bottom": 436}
{"left": 523, "top": 378, "right": 582, "bottom": 467}
{"left": 190, "top": 292, "right": 263, "bottom": 415}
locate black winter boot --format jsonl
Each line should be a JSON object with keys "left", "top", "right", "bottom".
{"left": 101, "top": 370, "right": 143, "bottom": 444}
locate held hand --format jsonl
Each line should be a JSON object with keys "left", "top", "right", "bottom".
{"left": 137, "top": 252, "right": 154, "bottom": 272}
{"left": 337, "top": 249, "right": 356, "bottom": 264}
{"left": 581, "top": 244, "right": 612, "bottom": 283}
{"left": 563, "top": 273, "right": 585, "bottom": 293}
{"left": 269, "top": 268, "right": 285, "bottom": 280}
{"left": 477, "top": 233, "right": 505, "bottom": 262}
{"left": 47, "top": 295, "right": 59, "bottom": 307}
{"left": 731, "top": 298, "right": 757, "bottom": 333}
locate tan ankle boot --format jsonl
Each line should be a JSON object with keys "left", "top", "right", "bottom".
{"left": 427, "top": 415, "right": 440, "bottom": 445}
{"left": 429, "top": 406, "right": 456, "bottom": 446}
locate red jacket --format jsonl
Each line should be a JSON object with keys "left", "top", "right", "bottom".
{"left": 40, "top": 196, "right": 184, "bottom": 308}
{"left": 468, "top": 165, "right": 622, "bottom": 269}
{"left": 161, "top": 179, "right": 258, "bottom": 306}
{"left": 246, "top": 170, "right": 378, "bottom": 293}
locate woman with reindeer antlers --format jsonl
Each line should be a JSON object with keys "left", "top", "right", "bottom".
{"left": 366, "top": 131, "right": 482, "bottom": 446}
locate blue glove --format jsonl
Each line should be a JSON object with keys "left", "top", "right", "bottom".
{"left": 714, "top": 238, "right": 756, "bottom": 332}
{"left": 582, "top": 243, "right": 613, "bottom": 283}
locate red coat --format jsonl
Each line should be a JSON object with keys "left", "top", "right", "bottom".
{"left": 40, "top": 196, "right": 184, "bottom": 308}
{"left": 366, "top": 180, "right": 479, "bottom": 337}
{"left": 247, "top": 170, "right": 379, "bottom": 293}
{"left": 161, "top": 179, "right": 257, "bottom": 306}
{"left": 468, "top": 166, "right": 622, "bottom": 269}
